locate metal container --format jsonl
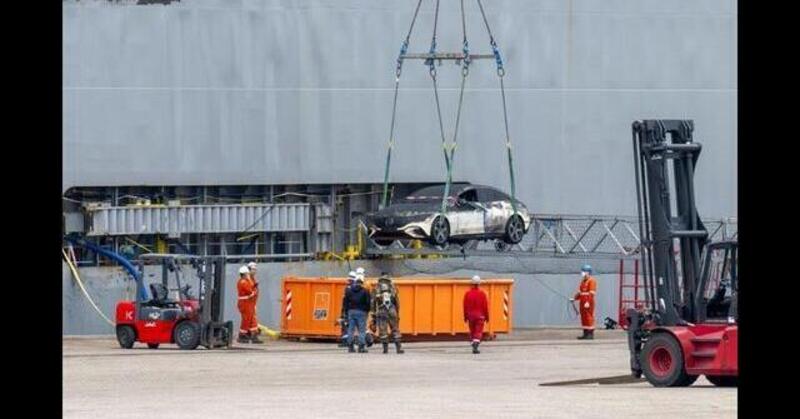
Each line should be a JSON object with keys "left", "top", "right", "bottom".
{"left": 280, "top": 276, "right": 513, "bottom": 340}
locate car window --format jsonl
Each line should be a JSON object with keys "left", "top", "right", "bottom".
{"left": 459, "top": 189, "right": 478, "bottom": 202}
{"left": 478, "top": 188, "right": 507, "bottom": 202}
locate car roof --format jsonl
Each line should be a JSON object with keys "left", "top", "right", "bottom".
{"left": 409, "top": 183, "right": 503, "bottom": 194}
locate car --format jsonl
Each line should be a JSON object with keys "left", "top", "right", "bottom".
{"left": 365, "top": 183, "right": 532, "bottom": 247}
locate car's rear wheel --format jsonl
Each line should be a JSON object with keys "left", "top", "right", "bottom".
{"left": 504, "top": 215, "right": 525, "bottom": 244}
{"left": 429, "top": 216, "right": 450, "bottom": 246}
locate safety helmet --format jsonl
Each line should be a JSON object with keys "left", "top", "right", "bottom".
{"left": 471, "top": 275, "right": 481, "bottom": 285}
{"left": 355, "top": 275, "right": 365, "bottom": 284}
{"left": 238, "top": 266, "right": 250, "bottom": 275}
{"left": 247, "top": 262, "right": 258, "bottom": 270}
{"left": 581, "top": 264, "right": 593, "bottom": 274}
{"left": 347, "top": 271, "right": 357, "bottom": 282}
{"left": 356, "top": 267, "right": 366, "bottom": 276}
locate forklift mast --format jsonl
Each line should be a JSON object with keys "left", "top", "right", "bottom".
{"left": 632, "top": 120, "right": 708, "bottom": 325}
{"left": 197, "top": 257, "right": 227, "bottom": 325}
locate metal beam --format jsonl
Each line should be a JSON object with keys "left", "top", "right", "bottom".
{"left": 401, "top": 52, "right": 495, "bottom": 61}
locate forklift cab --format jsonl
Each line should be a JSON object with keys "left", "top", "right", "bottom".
{"left": 696, "top": 241, "right": 738, "bottom": 324}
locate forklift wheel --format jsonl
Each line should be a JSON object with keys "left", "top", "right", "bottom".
{"left": 641, "top": 333, "right": 697, "bottom": 387}
{"left": 116, "top": 325, "right": 136, "bottom": 349}
{"left": 706, "top": 375, "right": 738, "bottom": 387}
{"left": 147, "top": 343, "right": 160, "bottom": 349}
{"left": 174, "top": 321, "right": 201, "bottom": 350}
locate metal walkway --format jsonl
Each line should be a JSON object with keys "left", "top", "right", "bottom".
{"left": 364, "top": 214, "right": 737, "bottom": 260}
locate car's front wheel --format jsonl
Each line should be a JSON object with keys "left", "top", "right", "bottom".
{"left": 504, "top": 215, "right": 525, "bottom": 244}
{"left": 429, "top": 216, "right": 450, "bottom": 246}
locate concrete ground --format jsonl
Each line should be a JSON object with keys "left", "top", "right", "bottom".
{"left": 63, "top": 329, "right": 736, "bottom": 418}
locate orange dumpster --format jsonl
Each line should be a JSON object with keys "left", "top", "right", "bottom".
{"left": 280, "top": 276, "right": 513, "bottom": 341}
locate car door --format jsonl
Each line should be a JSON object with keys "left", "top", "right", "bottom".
{"left": 450, "top": 189, "right": 485, "bottom": 236}
{"left": 478, "top": 187, "right": 511, "bottom": 235}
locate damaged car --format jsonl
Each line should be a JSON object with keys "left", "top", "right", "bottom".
{"left": 365, "top": 183, "right": 531, "bottom": 247}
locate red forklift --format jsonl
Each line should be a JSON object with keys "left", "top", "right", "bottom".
{"left": 115, "top": 254, "right": 234, "bottom": 350}
{"left": 627, "top": 120, "right": 738, "bottom": 387}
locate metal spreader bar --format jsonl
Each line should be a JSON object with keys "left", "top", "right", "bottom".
{"left": 401, "top": 52, "right": 494, "bottom": 61}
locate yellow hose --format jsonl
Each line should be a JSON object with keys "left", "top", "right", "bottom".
{"left": 258, "top": 324, "right": 281, "bottom": 339}
{"left": 62, "top": 249, "right": 115, "bottom": 327}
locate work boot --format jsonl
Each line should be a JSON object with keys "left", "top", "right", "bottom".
{"left": 586, "top": 330, "right": 594, "bottom": 340}
{"left": 250, "top": 334, "right": 264, "bottom": 344}
{"left": 237, "top": 333, "right": 251, "bottom": 344}
{"left": 395, "top": 341, "right": 405, "bottom": 354}
{"left": 348, "top": 343, "right": 356, "bottom": 353}
{"left": 472, "top": 342, "right": 480, "bottom": 354}
{"left": 382, "top": 342, "right": 389, "bottom": 354}
{"left": 577, "top": 330, "right": 588, "bottom": 340}
{"left": 358, "top": 344, "right": 368, "bottom": 353}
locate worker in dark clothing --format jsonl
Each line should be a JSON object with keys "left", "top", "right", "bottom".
{"left": 343, "top": 275, "right": 371, "bottom": 353}
{"left": 338, "top": 271, "right": 357, "bottom": 347}
{"left": 371, "top": 274, "right": 404, "bottom": 354}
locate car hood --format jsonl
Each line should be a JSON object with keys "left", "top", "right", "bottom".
{"left": 368, "top": 202, "right": 441, "bottom": 218}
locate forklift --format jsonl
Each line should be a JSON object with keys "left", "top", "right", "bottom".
{"left": 115, "top": 254, "right": 234, "bottom": 350}
{"left": 627, "top": 120, "right": 738, "bottom": 387}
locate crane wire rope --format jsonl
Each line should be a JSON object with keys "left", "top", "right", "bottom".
{"left": 382, "top": 0, "right": 424, "bottom": 208}
{"left": 380, "top": 0, "right": 519, "bottom": 222}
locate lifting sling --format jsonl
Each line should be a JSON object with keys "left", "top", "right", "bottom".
{"left": 380, "top": 0, "right": 518, "bottom": 216}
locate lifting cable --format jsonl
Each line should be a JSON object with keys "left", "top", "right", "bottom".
{"left": 476, "top": 0, "right": 517, "bottom": 215}
{"left": 440, "top": 0, "right": 471, "bottom": 215}
{"left": 62, "top": 247, "right": 115, "bottom": 327}
{"left": 381, "top": 0, "right": 424, "bottom": 208}
{"left": 381, "top": 0, "right": 518, "bottom": 216}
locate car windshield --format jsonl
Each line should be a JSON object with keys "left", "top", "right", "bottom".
{"left": 402, "top": 185, "right": 467, "bottom": 202}
{"left": 402, "top": 186, "right": 446, "bottom": 202}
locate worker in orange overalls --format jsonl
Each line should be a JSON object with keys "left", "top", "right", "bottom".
{"left": 236, "top": 265, "right": 262, "bottom": 344}
{"left": 570, "top": 264, "right": 597, "bottom": 340}
{"left": 246, "top": 261, "right": 262, "bottom": 340}
{"left": 463, "top": 275, "right": 490, "bottom": 354}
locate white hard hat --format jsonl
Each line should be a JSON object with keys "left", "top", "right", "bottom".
{"left": 238, "top": 266, "right": 250, "bottom": 275}
{"left": 355, "top": 274, "right": 365, "bottom": 283}
{"left": 356, "top": 267, "right": 366, "bottom": 275}
{"left": 247, "top": 262, "right": 258, "bottom": 270}
{"left": 347, "top": 271, "right": 357, "bottom": 280}
{"left": 471, "top": 275, "right": 481, "bottom": 284}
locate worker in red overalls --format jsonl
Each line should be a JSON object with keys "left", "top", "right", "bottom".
{"left": 236, "top": 265, "right": 262, "bottom": 344}
{"left": 570, "top": 264, "right": 597, "bottom": 340}
{"left": 247, "top": 262, "right": 262, "bottom": 341}
{"left": 463, "top": 275, "right": 489, "bottom": 354}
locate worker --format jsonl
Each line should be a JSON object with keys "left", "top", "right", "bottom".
{"left": 236, "top": 265, "right": 262, "bottom": 344}
{"left": 338, "top": 271, "right": 358, "bottom": 347}
{"left": 343, "top": 275, "right": 371, "bottom": 353}
{"left": 371, "top": 274, "right": 404, "bottom": 354}
{"left": 463, "top": 275, "right": 489, "bottom": 354}
{"left": 570, "top": 264, "right": 597, "bottom": 340}
{"left": 246, "top": 261, "right": 262, "bottom": 340}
